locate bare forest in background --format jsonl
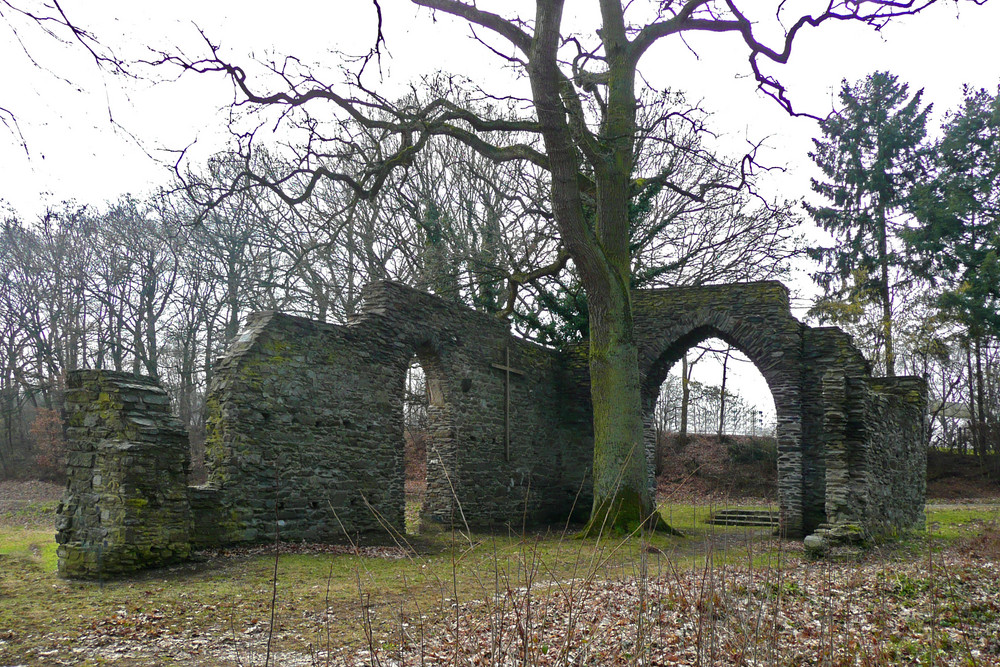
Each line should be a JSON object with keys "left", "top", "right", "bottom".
{"left": 1, "top": 104, "right": 806, "bottom": 481}
{"left": 3, "top": 80, "right": 1000, "bottom": 481}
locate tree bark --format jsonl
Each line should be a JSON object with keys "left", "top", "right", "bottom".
{"left": 974, "top": 335, "right": 987, "bottom": 458}
{"left": 584, "top": 280, "right": 654, "bottom": 533}
{"left": 877, "top": 202, "right": 895, "bottom": 376}
{"left": 966, "top": 342, "right": 981, "bottom": 457}
{"left": 680, "top": 354, "right": 690, "bottom": 445}
{"left": 718, "top": 345, "right": 731, "bottom": 439}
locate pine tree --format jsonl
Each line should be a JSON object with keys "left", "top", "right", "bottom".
{"left": 807, "top": 71, "right": 931, "bottom": 376}
{"left": 905, "top": 86, "right": 1000, "bottom": 339}
{"left": 904, "top": 86, "right": 1000, "bottom": 454}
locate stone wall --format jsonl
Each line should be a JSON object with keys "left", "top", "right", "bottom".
{"left": 56, "top": 371, "right": 191, "bottom": 578}
{"left": 201, "top": 281, "right": 592, "bottom": 544}
{"left": 862, "top": 377, "right": 928, "bottom": 536}
{"left": 629, "top": 282, "right": 926, "bottom": 541}
{"left": 56, "top": 279, "right": 929, "bottom": 577}
{"left": 800, "top": 327, "right": 927, "bottom": 546}
{"left": 801, "top": 327, "right": 873, "bottom": 531}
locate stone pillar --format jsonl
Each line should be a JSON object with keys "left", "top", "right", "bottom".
{"left": 820, "top": 369, "right": 850, "bottom": 524}
{"left": 56, "top": 370, "right": 191, "bottom": 578}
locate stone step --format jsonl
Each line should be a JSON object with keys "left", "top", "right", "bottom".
{"left": 705, "top": 519, "right": 778, "bottom": 527}
{"left": 709, "top": 509, "right": 778, "bottom": 519}
{"left": 704, "top": 509, "right": 780, "bottom": 527}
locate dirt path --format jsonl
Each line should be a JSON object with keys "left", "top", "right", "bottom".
{"left": 0, "top": 479, "right": 62, "bottom": 507}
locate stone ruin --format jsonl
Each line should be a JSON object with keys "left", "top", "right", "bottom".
{"left": 56, "top": 280, "right": 927, "bottom": 577}
{"left": 56, "top": 372, "right": 191, "bottom": 577}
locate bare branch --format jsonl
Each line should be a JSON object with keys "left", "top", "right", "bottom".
{"left": 498, "top": 247, "right": 571, "bottom": 319}
{"left": 411, "top": 0, "right": 533, "bottom": 55}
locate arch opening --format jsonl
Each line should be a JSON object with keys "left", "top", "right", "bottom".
{"left": 648, "top": 334, "right": 778, "bottom": 502}
{"left": 402, "top": 343, "right": 453, "bottom": 535}
{"left": 641, "top": 321, "right": 807, "bottom": 535}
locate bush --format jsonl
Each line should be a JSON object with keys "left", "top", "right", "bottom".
{"left": 727, "top": 436, "right": 777, "bottom": 465}
{"left": 29, "top": 407, "right": 67, "bottom": 482}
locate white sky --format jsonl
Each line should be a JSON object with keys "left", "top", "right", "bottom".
{"left": 4, "top": 1, "right": 999, "bottom": 220}
{"left": 3, "top": 0, "right": 999, "bottom": 414}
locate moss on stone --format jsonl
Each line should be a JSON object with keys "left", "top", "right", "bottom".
{"left": 579, "top": 487, "right": 680, "bottom": 537}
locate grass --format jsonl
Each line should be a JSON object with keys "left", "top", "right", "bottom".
{"left": 0, "top": 496, "right": 60, "bottom": 576}
{"left": 0, "top": 496, "right": 59, "bottom": 526}
{"left": 1, "top": 498, "right": 998, "bottom": 665}
{"left": 658, "top": 501, "right": 775, "bottom": 531}
{"left": 0, "top": 500, "right": 779, "bottom": 664}
{"left": 0, "top": 526, "right": 57, "bottom": 571}
{"left": 925, "top": 503, "right": 1000, "bottom": 541}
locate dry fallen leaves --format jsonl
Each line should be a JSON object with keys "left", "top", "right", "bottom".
{"left": 23, "top": 545, "right": 1000, "bottom": 666}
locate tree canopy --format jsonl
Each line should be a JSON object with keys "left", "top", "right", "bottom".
{"left": 905, "top": 85, "right": 1000, "bottom": 339}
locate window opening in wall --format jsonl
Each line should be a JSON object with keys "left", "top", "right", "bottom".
{"left": 404, "top": 356, "right": 429, "bottom": 535}
{"left": 653, "top": 337, "right": 777, "bottom": 501}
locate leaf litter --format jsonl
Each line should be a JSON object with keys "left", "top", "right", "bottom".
{"left": 20, "top": 542, "right": 1000, "bottom": 666}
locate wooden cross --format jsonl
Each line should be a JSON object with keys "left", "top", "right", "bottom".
{"left": 490, "top": 345, "right": 525, "bottom": 461}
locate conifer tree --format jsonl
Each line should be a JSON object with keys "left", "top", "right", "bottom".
{"left": 905, "top": 86, "right": 1000, "bottom": 453}
{"left": 807, "top": 71, "right": 931, "bottom": 376}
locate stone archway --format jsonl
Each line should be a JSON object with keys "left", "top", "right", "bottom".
{"left": 633, "top": 285, "right": 807, "bottom": 535}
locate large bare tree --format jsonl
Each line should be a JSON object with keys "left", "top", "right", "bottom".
{"left": 158, "top": 0, "right": 977, "bottom": 533}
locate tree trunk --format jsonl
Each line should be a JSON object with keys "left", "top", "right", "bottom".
{"left": 966, "top": 342, "right": 982, "bottom": 458}
{"left": 974, "top": 335, "right": 988, "bottom": 459}
{"left": 524, "top": 0, "right": 658, "bottom": 534}
{"left": 583, "top": 282, "right": 653, "bottom": 534}
{"left": 680, "top": 354, "right": 690, "bottom": 445}
{"left": 877, "top": 203, "right": 895, "bottom": 377}
{"left": 718, "top": 345, "right": 731, "bottom": 440}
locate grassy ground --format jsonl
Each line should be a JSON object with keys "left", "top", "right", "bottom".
{"left": 0, "top": 497, "right": 763, "bottom": 665}
{"left": 1, "top": 483, "right": 999, "bottom": 665}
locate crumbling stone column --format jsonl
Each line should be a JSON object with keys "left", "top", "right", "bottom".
{"left": 56, "top": 370, "right": 191, "bottom": 578}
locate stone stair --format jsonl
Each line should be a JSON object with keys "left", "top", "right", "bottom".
{"left": 704, "top": 509, "right": 779, "bottom": 527}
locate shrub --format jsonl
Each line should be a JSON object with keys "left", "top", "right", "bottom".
{"left": 727, "top": 436, "right": 777, "bottom": 465}
{"left": 29, "top": 407, "right": 67, "bottom": 481}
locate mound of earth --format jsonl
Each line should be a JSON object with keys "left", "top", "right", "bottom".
{"left": 927, "top": 450, "right": 1000, "bottom": 501}
{"left": 0, "top": 479, "right": 62, "bottom": 509}
{"left": 655, "top": 435, "right": 1000, "bottom": 504}
{"left": 655, "top": 433, "right": 778, "bottom": 506}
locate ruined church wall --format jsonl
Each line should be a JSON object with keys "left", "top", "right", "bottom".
{"left": 861, "top": 377, "right": 928, "bottom": 536}
{"left": 802, "top": 326, "right": 927, "bottom": 538}
{"left": 54, "top": 280, "right": 932, "bottom": 578}
{"left": 358, "top": 281, "right": 593, "bottom": 526}
{"left": 56, "top": 370, "right": 191, "bottom": 578}
{"left": 630, "top": 282, "right": 928, "bottom": 541}
{"left": 201, "top": 311, "right": 406, "bottom": 544}
{"left": 801, "top": 327, "right": 872, "bottom": 531}
{"left": 202, "top": 281, "right": 591, "bottom": 545}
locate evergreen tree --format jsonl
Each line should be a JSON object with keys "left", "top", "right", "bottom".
{"left": 905, "top": 86, "right": 1000, "bottom": 339}
{"left": 807, "top": 71, "right": 931, "bottom": 376}
{"left": 904, "top": 86, "right": 1000, "bottom": 451}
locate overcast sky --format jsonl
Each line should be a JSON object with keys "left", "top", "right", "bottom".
{"left": 3, "top": 0, "right": 999, "bottom": 419}
{"left": 4, "top": 0, "right": 999, "bottom": 221}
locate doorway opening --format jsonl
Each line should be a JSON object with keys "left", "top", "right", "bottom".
{"left": 650, "top": 336, "right": 777, "bottom": 502}
{"left": 402, "top": 346, "right": 449, "bottom": 535}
